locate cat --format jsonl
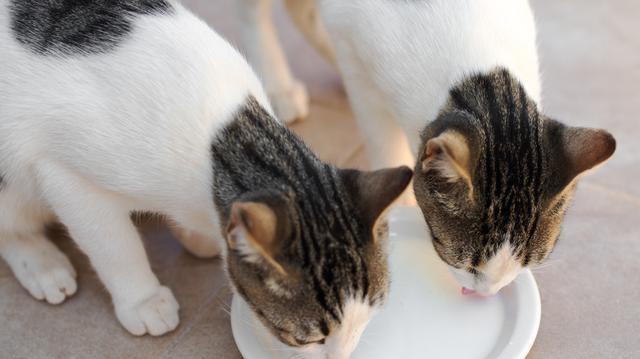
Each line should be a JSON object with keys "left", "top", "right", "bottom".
{"left": 0, "top": 1, "right": 413, "bottom": 358}
{"left": 239, "top": 0, "right": 616, "bottom": 295}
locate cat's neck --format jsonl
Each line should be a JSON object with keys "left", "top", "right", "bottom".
{"left": 210, "top": 96, "right": 333, "bottom": 222}
{"left": 445, "top": 68, "right": 540, "bottom": 124}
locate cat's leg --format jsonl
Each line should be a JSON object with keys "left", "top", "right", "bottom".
{"left": 168, "top": 222, "right": 221, "bottom": 259}
{"left": 282, "top": 0, "right": 336, "bottom": 64}
{"left": 36, "top": 163, "right": 179, "bottom": 336}
{"left": 236, "top": 0, "right": 309, "bottom": 123}
{"left": 337, "top": 58, "right": 416, "bottom": 204}
{"left": 166, "top": 208, "right": 223, "bottom": 259}
{"left": 0, "top": 184, "right": 77, "bottom": 305}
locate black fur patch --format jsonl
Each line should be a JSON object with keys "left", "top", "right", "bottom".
{"left": 10, "top": 0, "right": 173, "bottom": 56}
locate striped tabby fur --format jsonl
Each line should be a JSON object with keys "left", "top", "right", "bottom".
{"left": 414, "top": 68, "right": 615, "bottom": 294}
{"left": 212, "top": 96, "right": 412, "bottom": 347}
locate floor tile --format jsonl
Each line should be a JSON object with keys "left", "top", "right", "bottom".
{"left": 159, "top": 288, "right": 240, "bottom": 359}
{"left": 1, "top": 1, "right": 638, "bottom": 358}
{"left": 527, "top": 184, "right": 640, "bottom": 359}
{"left": 0, "top": 222, "right": 228, "bottom": 359}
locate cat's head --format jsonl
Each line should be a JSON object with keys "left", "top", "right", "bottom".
{"left": 225, "top": 166, "right": 412, "bottom": 359}
{"left": 413, "top": 69, "right": 616, "bottom": 296}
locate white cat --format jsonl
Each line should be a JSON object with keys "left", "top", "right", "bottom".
{"left": 240, "top": 0, "right": 615, "bottom": 296}
{"left": 0, "top": 0, "right": 267, "bottom": 336}
{"left": 1, "top": 3, "right": 411, "bottom": 358}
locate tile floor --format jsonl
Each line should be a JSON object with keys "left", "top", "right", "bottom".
{"left": 1, "top": 0, "right": 638, "bottom": 358}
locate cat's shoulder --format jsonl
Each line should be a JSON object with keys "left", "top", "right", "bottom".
{"left": 8, "top": 0, "right": 174, "bottom": 55}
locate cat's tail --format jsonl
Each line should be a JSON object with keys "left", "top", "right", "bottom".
{"left": 283, "top": 0, "right": 336, "bottom": 66}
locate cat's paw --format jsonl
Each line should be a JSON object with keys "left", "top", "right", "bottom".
{"left": 115, "top": 286, "right": 180, "bottom": 336}
{"left": 269, "top": 80, "right": 309, "bottom": 124}
{"left": 1, "top": 235, "right": 77, "bottom": 305}
{"left": 172, "top": 228, "right": 222, "bottom": 259}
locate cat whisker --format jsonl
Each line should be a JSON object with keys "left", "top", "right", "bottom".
{"left": 219, "top": 304, "right": 265, "bottom": 333}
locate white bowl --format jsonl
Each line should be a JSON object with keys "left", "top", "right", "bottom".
{"left": 231, "top": 207, "right": 541, "bottom": 359}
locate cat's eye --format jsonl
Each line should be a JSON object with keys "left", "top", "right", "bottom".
{"left": 309, "top": 338, "right": 326, "bottom": 345}
{"left": 293, "top": 337, "right": 326, "bottom": 346}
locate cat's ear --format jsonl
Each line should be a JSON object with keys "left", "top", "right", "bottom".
{"left": 421, "top": 130, "right": 474, "bottom": 194}
{"left": 558, "top": 125, "right": 616, "bottom": 183}
{"left": 341, "top": 166, "right": 413, "bottom": 225}
{"left": 226, "top": 202, "right": 286, "bottom": 274}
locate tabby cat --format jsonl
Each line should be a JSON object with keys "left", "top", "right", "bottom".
{"left": 0, "top": 1, "right": 412, "bottom": 358}
{"left": 240, "top": 0, "right": 616, "bottom": 295}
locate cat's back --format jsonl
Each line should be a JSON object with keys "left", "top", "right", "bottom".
{"left": 318, "top": 0, "right": 541, "bottom": 132}
{"left": 0, "top": 0, "right": 260, "bottom": 118}
{"left": 0, "top": 0, "right": 267, "bottom": 192}
{"left": 321, "top": 0, "right": 539, "bottom": 86}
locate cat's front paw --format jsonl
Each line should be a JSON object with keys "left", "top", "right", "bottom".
{"left": 2, "top": 235, "right": 77, "bottom": 305}
{"left": 115, "top": 286, "right": 180, "bottom": 336}
{"left": 269, "top": 80, "right": 309, "bottom": 124}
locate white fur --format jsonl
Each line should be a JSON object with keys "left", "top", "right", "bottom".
{"left": 282, "top": 0, "right": 335, "bottom": 64}
{"left": 450, "top": 241, "right": 523, "bottom": 296}
{"left": 228, "top": 225, "right": 265, "bottom": 265}
{"left": 299, "top": 297, "right": 378, "bottom": 359}
{"left": 0, "top": 1, "right": 272, "bottom": 336}
{"left": 236, "top": 0, "right": 309, "bottom": 123}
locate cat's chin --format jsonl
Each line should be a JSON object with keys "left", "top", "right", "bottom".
{"left": 280, "top": 297, "right": 377, "bottom": 359}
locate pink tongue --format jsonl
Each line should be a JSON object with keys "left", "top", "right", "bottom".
{"left": 461, "top": 287, "right": 476, "bottom": 296}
